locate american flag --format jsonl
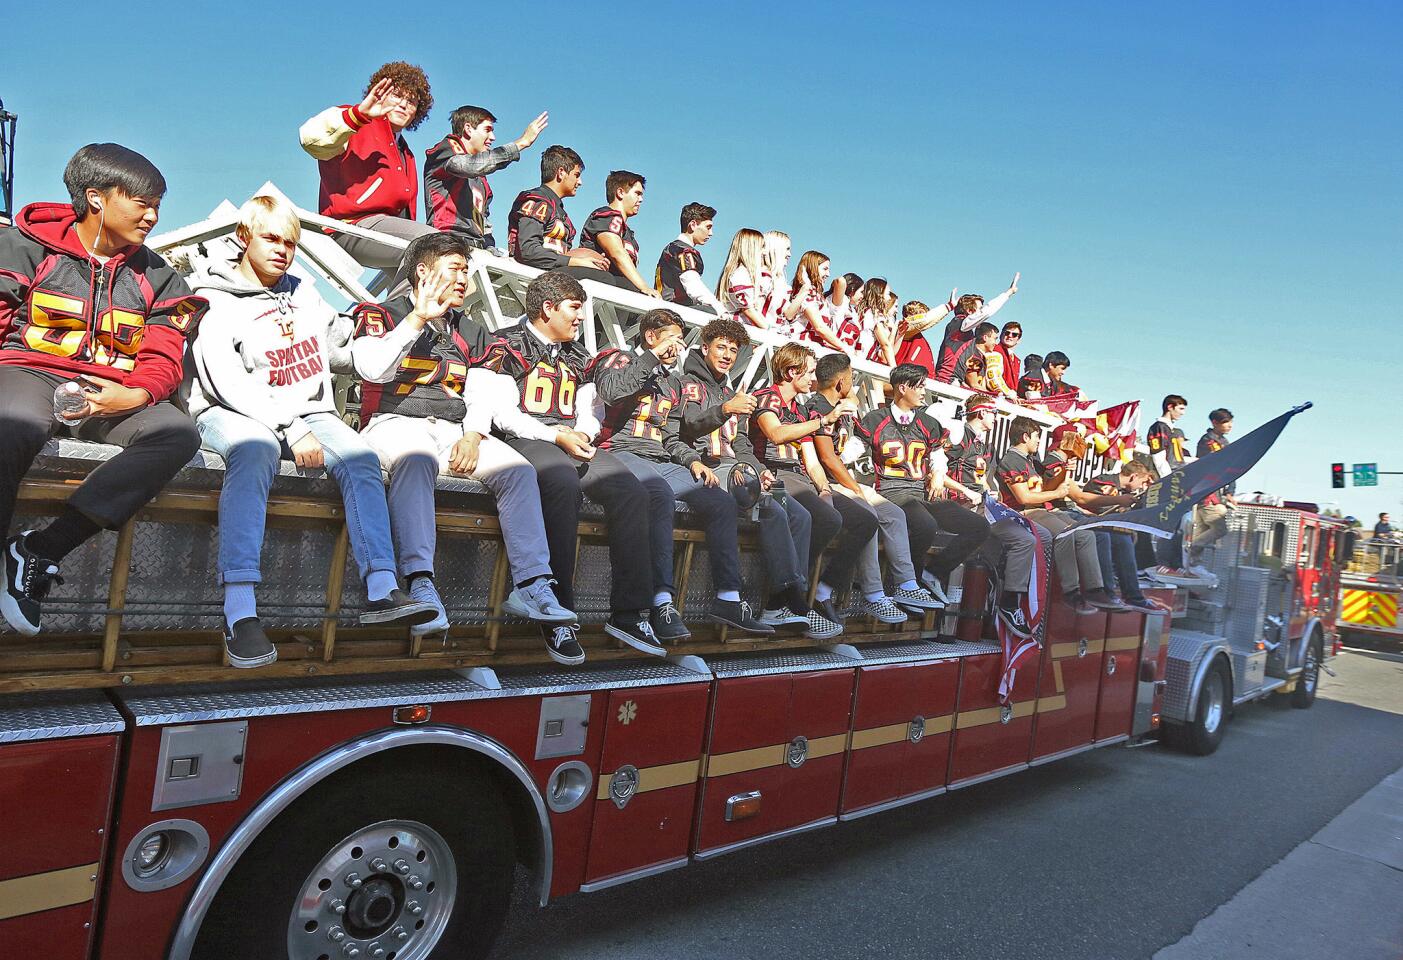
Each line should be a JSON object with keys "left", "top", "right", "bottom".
{"left": 983, "top": 497, "right": 1049, "bottom": 704}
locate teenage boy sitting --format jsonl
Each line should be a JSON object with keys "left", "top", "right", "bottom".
{"left": 424, "top": 104, "right": 549, "bottom": 250}
{"left": 942, "top": 395, "right": 1042, "bottom": 636}
{"left": 934, "top": 273, "right": 1019, "bottom": 383}
{"left": 952, "top": 322, "right": 996, "bottom": 392}
{"left": 580, "top": 171, "right": 659, "bottom": 297}
{"left": 189, "top": 195, "right": 435, "bottom": 668}
{"left": 482, "top": 270, "right": 673, "bottom": 656}
{"left": 807, "top": 353, "right": 944, "bottom": 621}
{"left": 656, "top": 203, "right": 725, "bottom": 314}
{"left": 677, "top": 319, "right": 816, "bottom": 632}
{"left": 749, "top": 343, "right": 877, "bottom": 638}
{"left": 994, "top": 417, "right": 1120, "bottom": 614}
{"left": 854, "top": 364, "right": 991, "bottom": 602}
{"left": 1077, "top": 461, "right": 1165, "bottom": 612}
{"left": 1, "top": 144, "right": 205, "bottom": 638}
{"left": 589, "top": 309, "right": 771, "bottom": 635}
{"left": 300, "top": 63, "right": 436, "bottom": 273}
{"left": 506, "top": 146, "right": 611, "bottom": 277}
{"left": 349, "top": 233, "right": 578, "bottom": 661}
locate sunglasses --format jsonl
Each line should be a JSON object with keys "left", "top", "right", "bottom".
{"left": 1003, "top": 331, "right": 1022, "bottom": 339}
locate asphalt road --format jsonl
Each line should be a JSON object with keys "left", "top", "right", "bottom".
{"left": 496, "top": 649, "right": 1403, "bottom": 960}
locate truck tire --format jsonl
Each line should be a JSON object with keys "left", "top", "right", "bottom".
{"left": 1185, "top": 657, "right": 1231, "bottom": 756}
{"left": 1291, "top": 633, "right": 1324, "bottom": 709}
{"left": 192, "top": 758, "right": 514, "bottom": 960}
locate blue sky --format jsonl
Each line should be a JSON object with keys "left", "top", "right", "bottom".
{"left": 7, "top": 0, "right": 1401, "bottom": 521}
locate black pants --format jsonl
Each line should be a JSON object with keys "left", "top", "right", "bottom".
{"left": 884, "top": 488, "right": 991, "bottom": 579}
{"left": 506, "top": 438, "right": 658, "bottom": 612}
{"left": 0, "top": 366, "right": 200, "bottom": 540}
{"left": 777, "top": 471, "right": 877, "bottom": 594}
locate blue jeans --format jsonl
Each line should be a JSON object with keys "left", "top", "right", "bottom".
{"left": 197, "top": 408, "right": 396, "bottom": 586}
{"left": 1096, "top": 529, "right": 1146, "bottom": 602}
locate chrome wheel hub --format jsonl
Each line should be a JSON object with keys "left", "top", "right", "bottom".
{"left": 1202, "top": 673, "right": 1224, "bottom": 734}
{"left": 288, "top": 820, "right": 456, "bottom": 960}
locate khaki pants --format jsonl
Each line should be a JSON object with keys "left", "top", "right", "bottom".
{"left": 1189, "top": 502, "right": 1230, "bottom": 564}
{"left": 1025, "top": 509, "right": 1104, "bottom": 595}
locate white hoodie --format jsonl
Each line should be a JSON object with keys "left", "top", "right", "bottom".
{"left": 188, "top": 257, "right": 352, "bottom": 445}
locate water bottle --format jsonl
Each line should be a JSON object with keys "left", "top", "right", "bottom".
{"left": 53, "top": 380, "right": 91, "bottom": 426}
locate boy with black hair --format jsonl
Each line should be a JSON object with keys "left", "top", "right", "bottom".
{"left": 942, "top": 395, "right": 1042, "bottom": 634}
{"left": 1, "top": 144, "right": 205, "bottom": 637}
{"left": 808, "top": 353, "right": 944, "bottom": 621}
{"left": 854, "top": 363, "right": 991, "bottom": 603}
{"left": 424, "top": 104, "right": 549, "bottom": 249}
{"left": 482, "top": 270, "right": 673, "bottom": 658}
{"left": 749, "top": 343, "right": 876, "bottom": 638}
{"left": 1042, "top": 351, "right": 1079, "bottom": 396}
{"left": 349, "top": 232, "right": 578, "bottom": 660}
{"left": 953, "top": 322, "right": 998, "bottom": 391}
{"left": 995, "top": 416, "right": 1120, "bottom": 614}
{"left": 579, "top": 171, "right": 657, "bottom": 297}
{"left": 588, "top": 309, "right": 771, "bottom": 635}
{"left": 656, "top": 203, "right": 725, "bottom": 314}
{"left": 1144, "top": 393, "right": 1208, "bottom": 585}
{"left": 1077, "top": 460, "right": 1165, "bottom": 612}
{"left": 1017, "top": 352, "right": 1047, "bottom": 400}
{"left": 933, "top": 273, "right": 1018, "bottom": 382}
{"left": 507, "top": 146, "right": 611, "bottom": 275}
{"left": 678, "top": 319, "right": 816, "bottom": 632}
{"left": 1189, "top": 407, "right": 1236, "bottom": 568}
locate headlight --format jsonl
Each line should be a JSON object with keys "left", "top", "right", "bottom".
{"left": 135, "top": 832, "right": 170, "bottom": 874}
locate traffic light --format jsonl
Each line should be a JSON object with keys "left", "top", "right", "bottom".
{"left": 1331, "top": 462, "right": 1346, "bottom": 488}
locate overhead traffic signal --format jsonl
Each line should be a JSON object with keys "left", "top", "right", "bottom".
{"left": 1331, "top": 462, "right": 1345, "bottom": 488}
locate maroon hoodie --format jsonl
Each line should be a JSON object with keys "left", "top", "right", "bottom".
{"left": 0, "top": 202, "right": 207, "bottom": 402}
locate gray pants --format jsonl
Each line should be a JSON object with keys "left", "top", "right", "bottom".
{"left": 1025, "top": 509, "right": 1104, "bottom": 594}
{"left": 990, "top": 516, "right": 1041, "bottom": 593}
{"left": 835, "top": 485, "right": 916, "bottom": 597}
{"left": 335, "top": 214, "right": 436, "bottom": 298}
{"left": 361, "top": 414, "right": 552, "bottom": 585}
{"left": 1189, "top": 502, "right": 1229, "bottom": 564}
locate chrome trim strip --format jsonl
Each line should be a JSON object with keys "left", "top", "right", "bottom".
{"left": 1234, "top": 677, "right": 1286, "bottom": 705}
{"left": 692, "top": 816, "right": 837, "bottom": 861}
{"left": 838, "top": 785, "right": 947, "bottom": 822}
{"left": 578, "top": 856, "right": 688, "bottom": 893}
{"left": 946, "top": 762, "right": 1029, "bottom": 791}
{"left": 1092, "top": 733, "right": 1130, "bottom": 748}
{"left": 1028, "top": 742, "right": 1098, "bottom": 767}
{"left": 0, "top": 690, "right": 125, "bottom": 743}
{"left": 166, "top": 725, "right": 553, "bottom": 960}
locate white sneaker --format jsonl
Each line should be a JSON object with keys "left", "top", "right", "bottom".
{"left": 408, "top": 575, "right": 449, "bottom": 637}
{"left": 503, "top": 577, "right": 577, "bottom": 624}
{"left": 1185, "top": 564, "right": 1219, "bottom": 587}
{"left": 759, "top": 607, "right": 809, "bottom": 628}
{"left": 857, "top": 596, "right": 907, "bottom": 624}
{"left": 920, "top": 571, "right": 953, "bottom": 606}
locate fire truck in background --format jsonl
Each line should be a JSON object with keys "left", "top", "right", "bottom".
{"left": 0, "top": 196, "right": 1336, "bottom": 960}
{"left": 1339, "top": 534, "right": 1403, "bottom": 647}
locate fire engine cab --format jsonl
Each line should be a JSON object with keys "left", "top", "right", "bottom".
{"left": 0, "top": 195, "right": 1332, "bottom": 960}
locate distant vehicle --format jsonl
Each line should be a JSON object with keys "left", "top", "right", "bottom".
{"left": 1339, "top": 535, "right": 1403, "bottom": 647}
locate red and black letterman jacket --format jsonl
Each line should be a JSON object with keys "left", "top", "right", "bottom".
{"left": 314, "top": 107, "right": 418, "bottom": 222}
{"left": 0, "top": 203, "right": 206, "bottom": 402}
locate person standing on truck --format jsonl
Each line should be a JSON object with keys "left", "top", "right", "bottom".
{"left": 347, "top": 232, "right": 578, "bottom": 660}
{"left": 579, "top": 171, "right": 660, "bottom": 297}
{"left": 481, "top": 270, "right": 672, "bottom": 658}
{"left": 188, "top": 195, "right": 437, "bottom": 668}
{"left": 586, "top": 309, "right": 772, "bottom": 636}
{"left": 655, "top": 203, "right": 725, "bottom": 313}
{"left": 676, "top": 319, "right": 826, "bottom": 635}
{"left": 506, "top": 145, "right": 613, "bottom": 279}
{"left": 933, "top": 275, "right": 1019, "bottom": 383}
{"left": 807, "top": 353, "right": 946, "bottom": 620}
{"left": 0, "top": 144, "right": 206, "bottom": 638}
{"left": 423, "top": 103, "right": 550, "bottom": 251}
{"left": 749, "top": 342, "right": 878, "bottom": 636}
{"left": 299, "top": 62, "right": 436, "bottom": 279}
{"left": 853, "top": 363, "right": 992, "bottom": 605}
{"left": 1189, "top": 407, "right": 1236, "bottom": 568}
{"left": 1144, "top": 393, "right": 1211, "bottom": 585}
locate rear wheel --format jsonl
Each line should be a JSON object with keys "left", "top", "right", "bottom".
{"left": 193, "top": 757, "right": 515, "bottom": 960}
{"left": 1185, "top": 657, "right": 1231, "bottom": 755}
{"left": 1291, "top": 633, "right": 1324, "bottom": 709}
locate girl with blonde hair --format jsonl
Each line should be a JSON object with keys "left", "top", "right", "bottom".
{"left": 716, "top": 228, "right": 768, "bottom": 327}
{"left": 761, "top": 230, "right": 805, "bottom": 336}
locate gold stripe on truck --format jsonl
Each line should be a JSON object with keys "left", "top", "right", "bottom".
{"left": 1105, "top": 635, "right": 1141, "bottom": 652}
{"left": 595, "top": 759, "right": 701, "bottom": 800}
{"left": 956, "top": 701, "right": 1036, "bottom": 729}
{"left": 0, "top": 862, "right": 97, "bottom": 921}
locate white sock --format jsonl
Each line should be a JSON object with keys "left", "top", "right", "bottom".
{"left": 367, "top": 571, "right": 398, "bottom": 602}
{"left": 654, "top": 591, "right": 672, "bottom": 607}
{"left": 717, "top": 590, "right": 741, "bottom": 602}
{"left": 815, "top": 583, "right": 833, "bottom": 602}
{"left": 897, "top": 579, "right": 918, "bottom": 591}
{"left": 865, "top": 590, "right": 886, "bottom": 603}
{"left": 223, "top": 582, "right": 257, "bottom": 627}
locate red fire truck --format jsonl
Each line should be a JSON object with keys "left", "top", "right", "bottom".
{"left": 0, "top": 200, "right": 1334, "bottom": 960}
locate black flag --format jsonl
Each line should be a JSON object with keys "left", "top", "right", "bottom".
{"left": 1065, "top": 403, "right": 1311, "bottom": 539}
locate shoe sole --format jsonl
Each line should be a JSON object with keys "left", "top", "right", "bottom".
{"left": 360, "top": 600, "right": 440, "bottom": 627}
{"left": 604, "top": 622, "right": 666, "bottom": 656}
{"left": 0, "top": 590, "right": 39, "bottom": 637}
{"left": 861, "top": 608, "right": 908, "bottom": 625}
{"left": 502, "top": 593, "right": 579, "bottom": 624}
{"left": 707, "top": 613, "right": 775, "bottom": 635}
{"left": 894, "top": 598, "right": 944, "bottom": 611}
{"left": 546, "top": 645, "right": 587, "bottom": 667}
{"left": 410, "top": 614, "right": 451, "bottom": 638}
{"left": 804, "top": 624, "right": 844, "bottom": 641}
{"left": 762, "top": 617, "right": 810, "bottom": 630}
{"left": 226, "top": 645, "right": 278, "bottom": 669}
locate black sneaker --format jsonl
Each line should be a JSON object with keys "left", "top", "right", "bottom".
{"left": 2, "top": 533, "right": 62, "bottom": 637}
{"left": 997, "top": 605, "right": 1033, "bottom": 639}
{"left": 224, "top": 617, "right": 277, "bottom": 669}
{"left": 708, "top": 598, "right": 775, "bottom": 635}
{"left": 606, "top": 612, "right": 667, "bottom": 656}
{"left": 360, "top": 588, "right": 439, "bottom": 626}
{"left": 813, "top": 596, "right": 845, "bottom": 628}
{"left": 544, "top": 624, "right": 586, "bottom": 666}
{"left": 650, "top": 601, "right": 691, "bottom": 642}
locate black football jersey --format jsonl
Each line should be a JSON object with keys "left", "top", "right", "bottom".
{"left": 579, "top": 206, "right": 639, "bottom": 277}
{"left": 351, "top": 296, "right": 492, "bottom": 422}
{"left": 507, "top": 186, "right": 575, "bottom": 266}
{"left": 748, "top": 385, "right": 814, "bottom": 472}
{"left": 855, "top": 406, "right": 947, "bottom": 497}
{"left": 655, "top": 240, "right": 704, "bottom": 305}
{"left": 588, "top": 347, "right": 689, "bottom": 463}
{"left": 479, "top": 319, "right": 591, "bottom": 428}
